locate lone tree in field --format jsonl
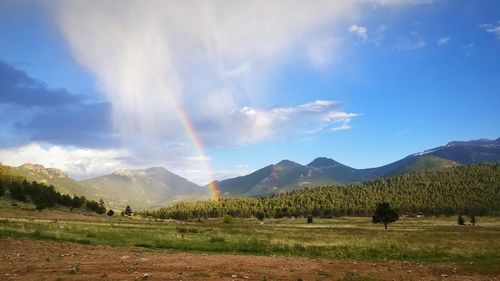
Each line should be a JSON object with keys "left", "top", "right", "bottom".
{"left": 372, "top": 202, "right": 399, "bottom": 230}
{"left": 255, "top": 211, "right": 265, "bottom": 221}
{"left": 307, "top": 215, "right": 314, "bottom": 224}
{"left": 470, "top": 215, "right": 476, "bottom": 226}
{"left": 124, "top": 205, "right": 133, "bottom": 216}
{"left": 106, "top": 209, "right": 114, "bottom": 217}
{"left": 457, "top": 215, "right": 465, "bottom": 225}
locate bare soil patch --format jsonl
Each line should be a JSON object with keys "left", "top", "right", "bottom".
{"left": 0, "top": 238, "right": 497, "bottom": 280}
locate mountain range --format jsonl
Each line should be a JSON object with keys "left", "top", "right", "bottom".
{"left": 7, "top": 137, "right": 500, "bottom": 208}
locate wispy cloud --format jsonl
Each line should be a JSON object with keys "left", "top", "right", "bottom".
{"left": 331, "top": 125, "right": 352, "bottom": 132}
{"left": 393, "top": 32, "right": 426, "bottom": 51}
{"left": 463, "top": 42, "right": 477, "bottom": 58}
{"left": 348, "top": 24, "right": 368, "bottom": 40}
{"left": 437, "top": 36, "right": 450, "bottom": 46}
{"left": 195, "top": 100, "right": 358, "bottom": 145}
{"left": 479, "top": 21, "right": 500, "bottom": 40}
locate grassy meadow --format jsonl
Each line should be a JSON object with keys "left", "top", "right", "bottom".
{"left": 1, "top": 199, "right": 499, "bottom": 274}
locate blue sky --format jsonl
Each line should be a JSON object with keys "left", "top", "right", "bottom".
{"left": 0, "top": 1, "right": 499, "bottom": 184}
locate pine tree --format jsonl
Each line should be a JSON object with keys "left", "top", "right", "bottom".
{"left": 124, "top": 205, "right": 133, "bottom": 216}
{"left": 470, "top": 215, "right": 476, "bottom": 226}
{"left": 372, "top": 202, "right": 399, "bottom": 230}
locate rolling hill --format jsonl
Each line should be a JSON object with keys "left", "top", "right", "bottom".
{"left": 80, "top": 167, "right": 209, "bottom": 209}
{"left": 7, "top": 164, "right": 208, "bottom": 209}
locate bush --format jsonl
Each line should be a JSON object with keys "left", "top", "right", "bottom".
{"left": 124, "top": 205, "right": 133, "bottom": 216}
{"left": 107, "top": 209, "right": 114, "bottom": 216}
{"left": 307, "top": 215, "right": 313, "bottom": 224}
{"left": 223, "top": 214, "right": 234, "bottom": 224}
{"left": 457, "top": 215, "right": 465, "bottom": 225}
{"left": 256, "top": 211, "right": 265, "bottom": 221}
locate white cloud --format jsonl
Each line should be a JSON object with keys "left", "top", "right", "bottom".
{"left": 307, "top": 37, "right": 342, "bottom": 67}
{"left": 197, "top": 100, "right": 358, "bottom": 144}
{"left": 349, "top": 24, "right": 368, "bottom": 40}
{"left": 38, "top": 1, "right": 427, "bottom": 182}
{"left": 394, "top": 32, "right": 426, "bottom": 51}
{"left": 463, "top": 42, "right": 477, "bottom": 58}
{"left": 0, "top": 143, "right": 129, "bottom": 179}
{"left": 437, "top": 36, "right": 450, "bottom": 46}
{"left": 331, "top": 125, "right": 352, "bottom": 132}
{"left": 480, "top": 22, "right": 500, "bottom": 40}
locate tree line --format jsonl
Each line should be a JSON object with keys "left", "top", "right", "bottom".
{"left": 0, "top": 164, "right": 106, "bottom": 214}
{"left": 139, "top": 163, "right": 500, "bottom": 220}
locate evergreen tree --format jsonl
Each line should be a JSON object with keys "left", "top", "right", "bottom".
{"left": 457, "top": 215, "right": 465, "bottom": 225}
{"left": 124, "top": 205, "right": 133, "bottom": 216}
{"left": 256, "top": 211, "right": 265, "bottom": 221}
{"left": 107, "top": 209, "right": 115, "bottom": 216}
{"left": 307, "top": 215, "right": 314, "bottom": 224}
{"left": 97, "top": 199, "right": 106, "bottom": 214}
{"left": 470, "top": 215, "right": 476, "bottom": 226}
{"left": 372, "top": 202, "right": 399, "bottom": 230}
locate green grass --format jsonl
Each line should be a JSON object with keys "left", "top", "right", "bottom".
{"left": 0, "top": 211, "right": 499, "bottom": 274}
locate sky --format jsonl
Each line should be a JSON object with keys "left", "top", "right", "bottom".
{"left": 0, "top": 0, "right": 499, "bottom": 184}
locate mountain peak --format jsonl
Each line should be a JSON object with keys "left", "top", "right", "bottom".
{"left": 112, "top": 169, "right": 146, "bottom": 177}
{"left": 18, "top": 163, "right": 69, "bottom": 178}
{"left": 275, "top": 159, "right": 301, "bottom": 167}
{"left": 307, "top": 157, "right": 341, "bottom": 168}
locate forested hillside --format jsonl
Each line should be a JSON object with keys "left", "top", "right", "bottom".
{"left": 144, "top": 163, "right": 500, "bottom": 220}
{"left": 0, "top": 164, "right": 107, "bottom": 214}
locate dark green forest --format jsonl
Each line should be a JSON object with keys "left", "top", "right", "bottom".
{"left": 141, "top": 164, "right": 500, "bottom": 220}
{"left": 0, "top": 165, "right": 106, "bottom": 214}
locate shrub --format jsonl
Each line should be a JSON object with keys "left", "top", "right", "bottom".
{"left": 307, "top": 215, "right": 313, "bottom": 224}
{"left": 124, "top": 205, "right": 133, "bottom": 216}
{"left": 223, "top": 214, "right": 234, "bottom": 224}
{"left": 256, "top": 211, "right": 265, "bottom": 221}
{"left": 458, "top": 215, "right": 465, "bottom": 225}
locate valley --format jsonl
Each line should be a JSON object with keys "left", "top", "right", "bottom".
{"left": 0, "top": 199, "right": 499, "bottom": 280}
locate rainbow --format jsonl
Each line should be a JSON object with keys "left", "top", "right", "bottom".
{"left": 173, "top": 106, "right": 221, "bottom": 202}
{"left": 156, "top": 79, "right": 220, "bottom": 201}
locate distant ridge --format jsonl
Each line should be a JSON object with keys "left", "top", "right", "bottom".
{"left": 217, "top": 138, "right": 500, "bottom": 196}
{"left": 4, "top": 137, "right": 499, "bottom": 206}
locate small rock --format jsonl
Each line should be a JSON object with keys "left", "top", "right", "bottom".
{"left": 120, "top": 255, "right": 131, "bottom": 260}
{"left": 143, "top": 272, "right": 151, "bottom": 279}
{"left": 139, "top": 258, "right": 149, "bottom": 262}
{"left": 243, "top": 276, "right": 249, "bottom": 279}
{"left": 231, "top": 274, "right": 238, "bottom": 278}
{"left": 441, "top": 274, "right": 448, "bottom": 278}
{"left": 68, "top": 266, "right": 78, "bottom": 275}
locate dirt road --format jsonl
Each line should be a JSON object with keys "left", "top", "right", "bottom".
{"left": 0, "top": 238, "right": 496, "bottom": 280}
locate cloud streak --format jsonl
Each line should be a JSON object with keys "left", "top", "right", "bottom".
{"left": 437, "top": 36, "right": 450, "bottom": 46}
{"left": 349, "top": 24, "right": 368, "bottom": 40}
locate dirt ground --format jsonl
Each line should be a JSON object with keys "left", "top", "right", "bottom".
{"left": 0, "top": 238, "right": 497, "bottom": 281}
